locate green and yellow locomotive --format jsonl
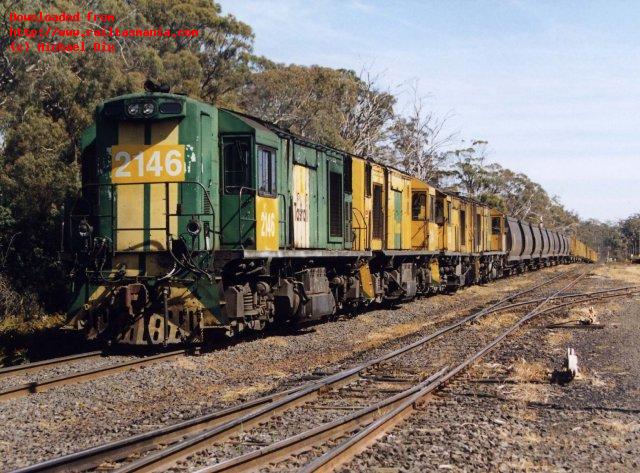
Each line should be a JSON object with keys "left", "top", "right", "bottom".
{"left": 64, "top": 86, "right": 596, "bottom": 346}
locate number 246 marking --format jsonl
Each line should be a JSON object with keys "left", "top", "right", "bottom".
{"left": 260, "top": 211, "right": 275, "bottom": 238}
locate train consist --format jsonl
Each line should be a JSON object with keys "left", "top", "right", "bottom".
{"left": 63, "top": 89, "right": 597, "bottom": 345}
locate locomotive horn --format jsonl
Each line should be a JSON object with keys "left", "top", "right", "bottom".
{"left": 144, "top": 79, "right": 170, "bottom": 93}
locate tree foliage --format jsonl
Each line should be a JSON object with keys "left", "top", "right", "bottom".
{"left": 442, "top": 141, "right": 580, "bottom": 231}
{"left": 238, "top": 64, "right": 395, "bottom": 155}
{"left": 0, "top": 0, "right": 255, "bottom": 311}
{"left": 388, "top": 87, "right": 454, "bottom": 184}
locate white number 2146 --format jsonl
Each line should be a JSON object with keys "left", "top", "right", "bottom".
{"left": 111, "top": 146, "right": 185, "bottom": 183}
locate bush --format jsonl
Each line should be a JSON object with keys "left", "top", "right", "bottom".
{"left": 0, "top": 272, "right": 44, "bottom": 321}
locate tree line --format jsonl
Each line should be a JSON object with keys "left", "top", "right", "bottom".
{"left": 0, "top": 0, "right": 636, "bottom": 319}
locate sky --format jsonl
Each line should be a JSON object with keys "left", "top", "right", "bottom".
{"left": 222, "top": 0, "right": 639, "bottom": 222}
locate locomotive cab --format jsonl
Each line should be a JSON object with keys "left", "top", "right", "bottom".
{"left": 64, "top": 92, "right": 220, "bottom": 345}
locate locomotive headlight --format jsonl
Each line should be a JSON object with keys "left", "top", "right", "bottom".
{"left": 126, "top": 103, "right": 140, "bottom": 116}
{"left": 186, "top": 219, "right": 201, "bottom": 237}
{"left": 78, "top": 220, "right": 93, "bottom": 238}
{"left": 142, "top": 102, "right": 156, "bottom": 116}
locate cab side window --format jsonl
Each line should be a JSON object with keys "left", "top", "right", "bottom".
{"left": 492, "top": 217, "right": 502, "bottom": 234}
{"left": 223, "top": 138, "right": 251, "bottom": 193}
{"left": 258, "top": 147, "right": 276, "bottom": 197}
{"left": 435, "top": 198, "right": 445, "bottom": 224}
{"left": 411, "top": 191, "right": 427, "bottom": 221}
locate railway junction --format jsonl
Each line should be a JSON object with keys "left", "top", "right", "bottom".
{"left": 0, "top": 263, "right": 638, "bottom": 472}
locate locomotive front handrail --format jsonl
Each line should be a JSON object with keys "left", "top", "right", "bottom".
{"left": 66, "top": 180, "right": 217, "bottom": 255}
{"left": 223, "top": 186, "right": 256, "bottom": 250}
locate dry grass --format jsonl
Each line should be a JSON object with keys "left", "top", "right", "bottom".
{"left": 593, "top": 419, "right": 640, "bottom": 450}
{"left": 263, "top": 369, "right": 287, "bottom": 379}
{"left": 0, "top": 313, "right": 67, "bottom": 366}
{"left": 0, "top": 273, "right": 46, "bottom": 320}
{"left": 566, "top": 305, "right": 599, "bottom": 324}
{"left": 469, "top": 361, "right": 508, "bottom": 379}
{"left": 503, "top": 383, "right": 549, "bottom": 404}
{"left": 173, "top": 357, "right": 199, "bottom": 370}
{"left": 521, "top": 429, "right": 543, "bottom": 445}
{"left": 263, "top": 336, "right": 291, "bottom": 347}
{"left": 356, "top": 313, "right": 379, "bottom": 326}
{"left": 593, "top": 263, "right": 640, "bottom": 284}
{"left": 546, "top": 330, "right": 572, "bottom": 347}
{"left": 218, "top": 382, "right": 275, "bottom": 402}
{"left": 508, "top": 358, "right": 548, "bottom": 383}
{"left": 472, "top": 311, "right": 520, "bottom": 331}
{"left": 514, "top": 407, "right": 538, "bottom": 422}
{"left": 361, "top": 320, "right": 429, "bottom": 351}
{"left": 585, "top": 373, "right": 611, "bottom": 387}
{"left": 0, "top": 313, "right": 65, "bottom": 334}
{"left": 606, "top": 364, "right": 629, "bottom": 374}
{"left": 594, "top": 418, "right": 640, "bottom": 434}
{"left": 504, "top": 458, "right": 547, "bottom": 471}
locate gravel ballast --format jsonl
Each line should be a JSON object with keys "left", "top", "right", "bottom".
{"left": 339, "top": 264, "right": 640, "bottom": 472}
{"left": 0, "top": 267, "right": 568, "bottom": 469}
{"left": 5, "top": 264, "right": 636, "bottom": 472}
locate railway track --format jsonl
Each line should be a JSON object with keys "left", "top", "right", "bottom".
{"left": 0, "top": 350, "right": 186, "bottom": 402}
{"left": 0, "top": 269, "right": 576, "bottom": 404}
{"left": 18, "top": 267, "right": 638, "bottom": 473}
{"left": 184, "top": 270, "right": 624, "bottom": 473}
{"left": 0, "top": 351, "right": 104, "bottom": 380}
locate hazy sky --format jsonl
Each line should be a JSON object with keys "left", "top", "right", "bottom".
{"left": 223, "top": 0, "right": 638, "bottom": 222}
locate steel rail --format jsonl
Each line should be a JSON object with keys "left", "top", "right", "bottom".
{"left": 0, "top": 350, "right": 186, "bottom": 402}
{"left": 14, "top": 268, "right": 579, "bottom": 473}
{"left": 0, "top": 351, "right": 103, "bottom": 380}
{"left": 299, "top": 271, "right": 591, "bottom": 473}
{"left": 107, "top": 269, "right": 582, "bottom": 473}
{"left": 486, "top": 285, "right": 639, "bottom": 314}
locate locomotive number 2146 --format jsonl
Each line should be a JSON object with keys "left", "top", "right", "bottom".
{"left": 111, "top": 145, "right": 186, "bottom": 183}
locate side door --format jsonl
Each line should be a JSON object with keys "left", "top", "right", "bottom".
{"left": 220, "top": 135, "right": 254, "bottom": 248}
{"left": 327, "top": 160, "right": 344, "bottom": 246}
{"left": 411, "top": 191, "right": 428, "bottom": 249}
{"left": 255, "top": 146, "right": 279, "bottom": 251}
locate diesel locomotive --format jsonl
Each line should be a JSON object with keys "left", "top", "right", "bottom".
{"left": 63, "top": 88, "right": 597, "bottom": 345}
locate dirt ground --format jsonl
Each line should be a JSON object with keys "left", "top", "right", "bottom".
{"left": 341, "top": 263, "right": 640, "bottom": 472}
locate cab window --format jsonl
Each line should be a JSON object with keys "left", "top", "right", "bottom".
{"left": 492, "top": 216, "right": 502, "bottom": 235}
{"left": 411, "top": 191, "right": 427, "bottom": 221}
{"left": 258, "top": 147, "right": 276, "bottom": 197}
{"left": 435, "top": 198, "right": 445, "bottom": 224}
{"left": 223, "top": 138, "right": 251, "bottom": 193}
